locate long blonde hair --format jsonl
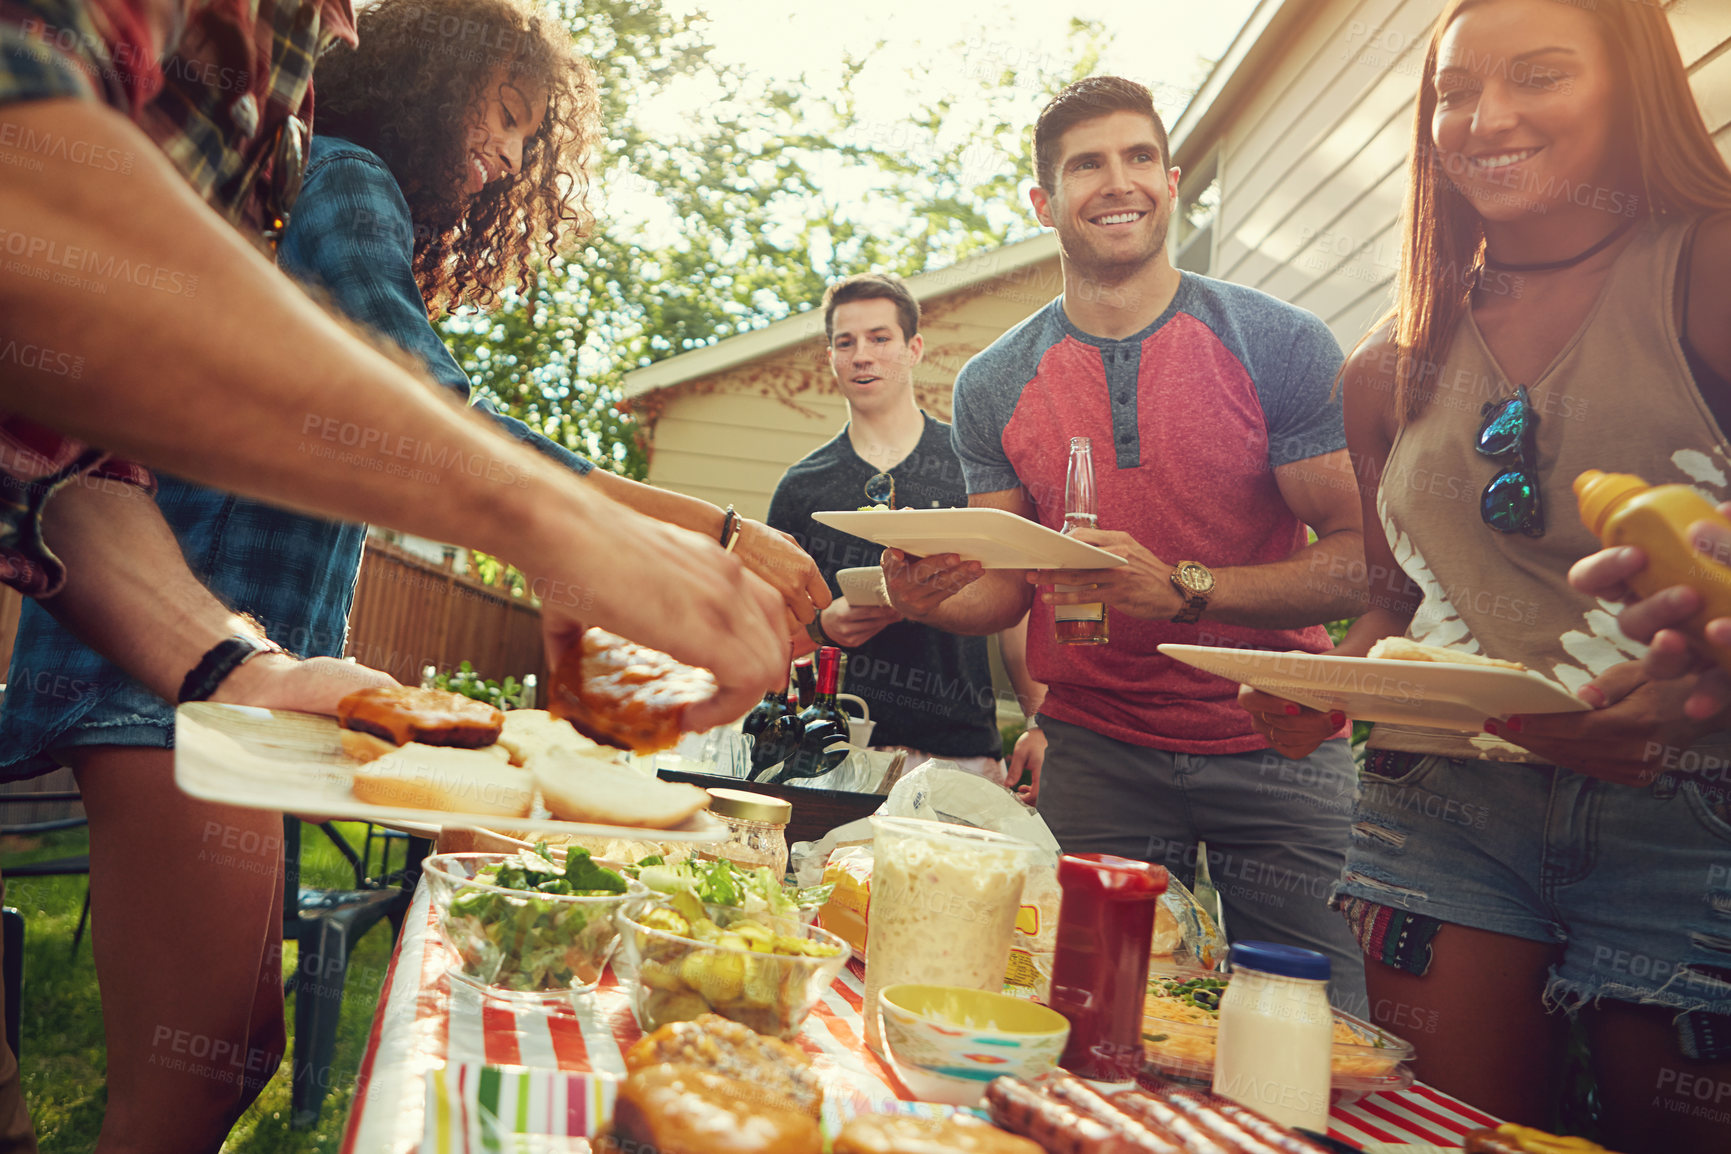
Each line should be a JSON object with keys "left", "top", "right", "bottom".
{"left": 1381, "top": 0, "right": 1731, "bottom": 423}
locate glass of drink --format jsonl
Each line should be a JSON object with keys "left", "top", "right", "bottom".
{"left": 863, "top": 816, "right": 1040, "bottom": 1054}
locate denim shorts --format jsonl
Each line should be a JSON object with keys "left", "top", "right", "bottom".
{"left": 0, "top": 476, "right": 364, "bottom": 780}
{"left": 1334, "top": 749, "right": 1731, "bottom": 1018}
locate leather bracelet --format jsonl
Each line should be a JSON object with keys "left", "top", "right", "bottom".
{"left": 806, "top": 613, "right": 833, "bottom": 649}
{"left": 718, "top": 505, "right": 741, "bottom": 553}
{"left": 177, "top": 633, "right": 285, "bottom": 704}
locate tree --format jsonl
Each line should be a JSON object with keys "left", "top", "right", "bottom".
{"left": 442, "top": 3, "right": 1109, "bottom": 481}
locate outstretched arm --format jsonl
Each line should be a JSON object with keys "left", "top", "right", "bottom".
{"left": 1, "top": 98, "right": 786, "bottom": 719}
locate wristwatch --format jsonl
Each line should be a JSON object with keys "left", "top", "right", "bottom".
{"left": 1023, "top": 713, "right": 1040, "bottom": 731}
{"left": 1169, "top": 561, "right": 1216, "bottom": 624}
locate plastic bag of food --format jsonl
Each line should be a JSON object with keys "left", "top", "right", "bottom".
{"left": 1151, "top": 873, "right": 1227, "bottom": 972}
{"left": 816, "top": 844, "right": 872, "bottom": 955}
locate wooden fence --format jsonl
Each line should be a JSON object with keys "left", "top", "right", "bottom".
{"left": 0, "top": 540, "right": 546, "bottom": 821}
{"left": 343, "top": 540, "right": 548, "bottom": 692}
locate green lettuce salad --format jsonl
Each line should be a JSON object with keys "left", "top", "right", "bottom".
{"left": 443, "top": 845, "right": 632, "bottom": 993}
{"left": 628, "top": 856, "right": 830, "bottom": 917}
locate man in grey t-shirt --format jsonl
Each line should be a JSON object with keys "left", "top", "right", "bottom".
{"left": 768, "top": 274, "right": 1043, "bottom": 782}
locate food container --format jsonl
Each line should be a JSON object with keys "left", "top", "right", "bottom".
{"left": 1050, "top": 853, "right": 1167, "bottom": 1082}
{"left": 861, "top": 816, "right": 1040, "bottom": 1054}
{"left": 612, "top": 897, "right": 849, "bottom": 1039}
{"left": 1141, "top": 970, "right": 1416, "bottom": 1104}
{"left": 423, "top": 851, "right": 642, "bottom": 1002}
{"left": 878, "top": 983, "right": 1069, "bottom": 1107}
{"left": 700, "top": 788, "right": 791, "bottom": 877}
{"left": 1212, "top": 942, "right": 1333, "bottom": 1131}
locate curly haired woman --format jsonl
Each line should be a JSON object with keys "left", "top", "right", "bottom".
{"left": 0, "top": 0, "right": 822, "bottom": 1148}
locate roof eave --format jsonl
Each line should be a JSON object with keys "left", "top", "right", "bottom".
{"left": 621, "top": 232, "right": 1060, "bottom": 399}
{"left": 1169, "top": 0, "right": 1314, "bottom": 172}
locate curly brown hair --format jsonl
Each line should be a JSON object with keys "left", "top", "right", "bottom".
{"left": 311, "top": 0, "right": 600, "bottom": 311}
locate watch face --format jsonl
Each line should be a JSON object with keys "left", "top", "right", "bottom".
{"left": 1177, "top": 563, "right": 1213, "bottom": 594}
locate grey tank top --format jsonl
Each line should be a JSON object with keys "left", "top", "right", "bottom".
{"left": 1372, "top": 217, "right": 1731, "bottom": 762}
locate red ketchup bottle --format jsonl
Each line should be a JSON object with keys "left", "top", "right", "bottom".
{"left": 1049, "top": 854, "right": 1168, "bottom": 1082}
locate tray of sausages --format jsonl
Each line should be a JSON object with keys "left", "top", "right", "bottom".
{"left": 986, "top": 1070, "right": 1357, "bottom": 1154}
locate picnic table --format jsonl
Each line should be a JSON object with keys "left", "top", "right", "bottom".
{"left": 340, "top": 881, "right": 1502, "bottom": 1153}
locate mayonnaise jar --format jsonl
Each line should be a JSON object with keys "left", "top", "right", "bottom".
{"left": 1212, "top": 941, "right": 1333, "bottom": 1132}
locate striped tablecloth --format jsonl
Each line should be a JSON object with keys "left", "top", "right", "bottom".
{"left": 341, "top": 883, "right": 1502, "bottom": 1153}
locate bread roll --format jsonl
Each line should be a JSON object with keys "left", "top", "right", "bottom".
{"left": 339, "top": 730, "right": 398, "bottom": 764}
{"left": 1464, "top": 1125, "right": 1620, "bottom": 1154}
{"left": 496, "top": 708, "right": 598, "bottom": 766}
{"left": 1367, "top": 637, "right": 1529, "bottom": 671}
{"left": 603, "top": 1064, "right": 821, "bottom": 1154}
{"left": 351, "top": 743, "right": 531, "bottom": 817}
{"left": 532, "top": 748, "right": 710, "bottom": 830}
{"left": 834, "top": 1114, "right": 1044, "bottom": 1154}
{"left": 625, "top": 1015, "right": 822, "bottom": 1117}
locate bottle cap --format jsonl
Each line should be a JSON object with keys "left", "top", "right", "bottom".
{"left": 1574, "top": 469, "right": 1648, "bottom": 538}
{"left": 706, "top": 788, "right": 791, "bottom": 825}
{"left": 1228, "top": 941, "right": 1330, "bottom": 981}
{"left": 1057, "top": 853, "right": 1168, "bottom": 899}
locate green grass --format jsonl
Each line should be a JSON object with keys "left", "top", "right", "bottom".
{"left": 4, "top": 821, "right": 404, "bottom": 1153}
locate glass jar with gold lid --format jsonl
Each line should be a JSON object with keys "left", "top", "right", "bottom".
{"left": 701, "top": 788, "right": 792, "bottom": 877}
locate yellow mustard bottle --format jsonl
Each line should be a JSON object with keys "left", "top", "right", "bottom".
{"left": 1574, "top": 470, "right": 1731, "bottom": 674}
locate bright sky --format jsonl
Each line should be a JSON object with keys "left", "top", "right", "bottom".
{"left": 679, "top": 0, "right": 1259, "bottom": 124}
{"left": 603, "top": 0, "right": 1262, "bottom": 253}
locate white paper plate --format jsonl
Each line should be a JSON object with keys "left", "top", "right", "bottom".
{"left": 836, "top": 566, "right": 891, "bottom": 607}
{"left": 812, "top": 507, "right": 1127, "bottom": 570}
{"left": 1158, "top": 644, "right": 1591, "bottom": 731}
{"left": 173, "top": 702, "right": 727, "bottom": 841}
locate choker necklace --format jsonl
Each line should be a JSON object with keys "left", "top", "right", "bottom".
{"left": 1483, "top": 217, "right": 1638, "bottom": 273}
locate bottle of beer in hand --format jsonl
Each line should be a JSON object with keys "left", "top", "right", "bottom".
{"left": 786, "top": 646, "right": 851, "bottom": 779}
{"left": 1055, "top": 436, "right": 1108, "bottom": 645}
{"left": 745, "top": 667, "right": 803, "bottom": 774}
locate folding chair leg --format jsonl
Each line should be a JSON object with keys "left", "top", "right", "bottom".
{"left": 290, "top": 917, "right": 351, "bottom": 1129}
{"left": 69, "top": 887, "right": 90, "bottom": 956}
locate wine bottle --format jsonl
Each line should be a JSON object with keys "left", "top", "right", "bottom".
{"left": 748, "top": 670, "right": 803, "bottom": 774}
{"left": 793, "top": 655, "right": 817, "bottom": 711}
{"left": 779, "top": 647, "right": 851, "bottom": 781}
{"left": 1055, "top": 435, "right": 1108, "bottom": 645}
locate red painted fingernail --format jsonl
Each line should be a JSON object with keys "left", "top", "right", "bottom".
{"left": 1285, "top": 702, "right": 1301, "bottom": 715}
{"left": 1330, "top": 711, "right": 1347, "bottom": 727}
{"left": 1506, "top": 716, "right": 1524, "bottom": 733}
{"left": 1483, "top": 720, "right": 1500, "bottom": 736}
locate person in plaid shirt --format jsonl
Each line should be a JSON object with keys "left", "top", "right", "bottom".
{"left": 0, "top": 0, "right": 794, "bottom": 1149}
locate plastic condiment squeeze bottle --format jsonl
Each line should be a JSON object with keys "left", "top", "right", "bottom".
{"left": 1574, "top": 470, "right": 1731, "bottom": 674}
{"left": 1049, "top": 854, "right": 1167, "bottom": 1083}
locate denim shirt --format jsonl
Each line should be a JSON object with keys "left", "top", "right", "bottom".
{"left": 279, "top": 135, "right": 594, "bottom": 476}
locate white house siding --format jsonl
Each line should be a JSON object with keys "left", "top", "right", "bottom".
{"left": 1193, "top": 0, "right": 1731, "bottom": 357}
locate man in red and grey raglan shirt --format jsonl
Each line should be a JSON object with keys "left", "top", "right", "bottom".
{"left": 886, "top": 76, "right": 1371, "bottom": 1014}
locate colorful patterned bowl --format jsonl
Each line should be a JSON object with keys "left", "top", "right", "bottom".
{"left": 878, "top": 984, "right": 1070, "bottom": 1106}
